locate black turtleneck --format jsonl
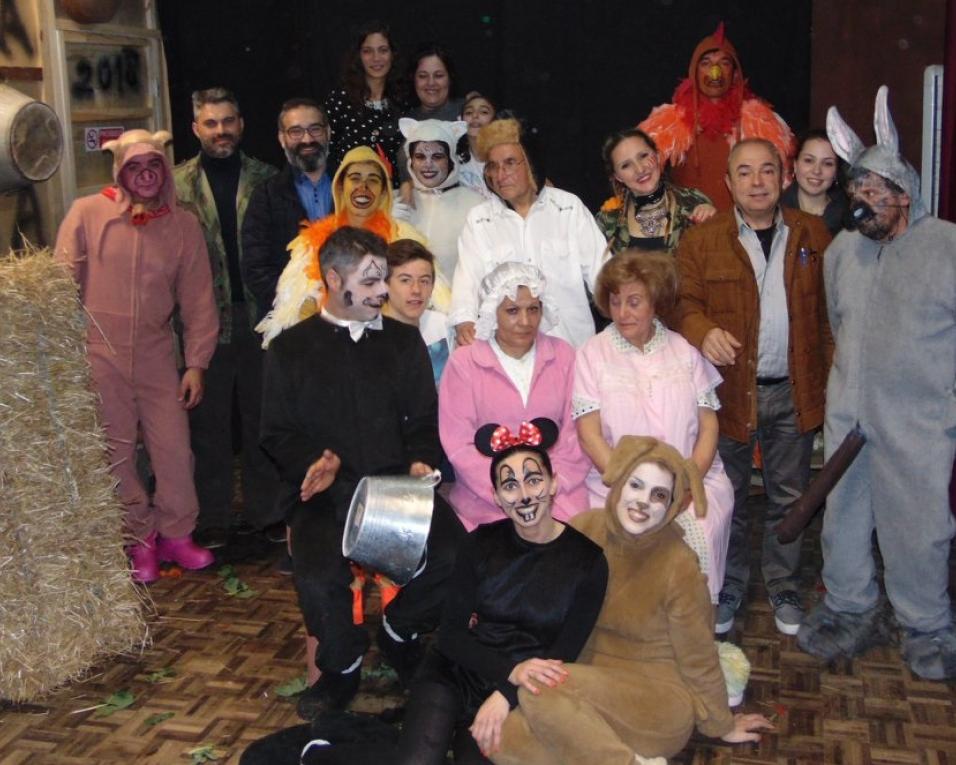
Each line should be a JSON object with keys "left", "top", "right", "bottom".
{"left": 200, "top": 150, "right": 244, "bottom": 303}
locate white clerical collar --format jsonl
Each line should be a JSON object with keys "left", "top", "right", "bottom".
{"left": 320, "top": 308, "right": 383, "bottom": 342}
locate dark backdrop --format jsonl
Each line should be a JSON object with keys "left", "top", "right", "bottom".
{"left": 158, "top": 0, "right": 811, "bottom": 210}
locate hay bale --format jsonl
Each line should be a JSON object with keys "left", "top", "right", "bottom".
{"left": 0, "top": 248, "right": 147, "bottom": 702}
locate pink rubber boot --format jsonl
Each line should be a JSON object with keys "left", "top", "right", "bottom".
{"left": 128, "top": 531, "right": 160, "bottom": 584}
{"left": 156, "top": 534, "right": 215, "bottom": 570}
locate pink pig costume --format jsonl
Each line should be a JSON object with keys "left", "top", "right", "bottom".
{"left": 55, "top": 130, "right": 219, "bottom": 547}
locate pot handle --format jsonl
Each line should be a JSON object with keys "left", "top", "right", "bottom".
{"left": 420, "top": 469, "right": 442, "bottom": 488}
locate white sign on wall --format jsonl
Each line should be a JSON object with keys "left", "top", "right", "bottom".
{"left": 83, "top": 126, "right": 124, "bottom": 152}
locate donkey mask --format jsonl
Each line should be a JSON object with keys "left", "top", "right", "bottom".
{"left": 826, "top": 85, "right": 926, "bottom": 230}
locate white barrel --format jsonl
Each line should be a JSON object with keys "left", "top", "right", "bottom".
{"left": 342, "top": 471, "right": 440, "bottom": 585}
{"left": 0, "top": 85, "right": 62, "bottom": 192}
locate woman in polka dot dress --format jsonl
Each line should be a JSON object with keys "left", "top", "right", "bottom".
{"left": 325, "top": 21, "right": 407, "bottom": 186}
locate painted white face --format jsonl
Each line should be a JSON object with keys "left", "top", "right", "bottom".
{"left": 615, "top": 461, "right": 674, "bottom": 537}
{"left": 337, "top": 254, "right": 388, "bottom": 321}
{"left": 493, "top": 449, "right": 557, "bottom": 529}
{"left": 410, "top": 141, "right": 451, "bottom": 188}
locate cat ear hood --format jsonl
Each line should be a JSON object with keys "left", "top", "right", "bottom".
{"left": 399, "top": 117, "right": 468, "bottom": 191}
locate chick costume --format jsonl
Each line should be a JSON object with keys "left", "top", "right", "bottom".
{"left": 256, "top": 145, "right": 436, "bottom": 346}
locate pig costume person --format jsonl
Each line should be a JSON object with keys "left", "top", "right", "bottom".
{"left": 493, "top": 437, "right": 772, "bottom": 764}
{"left": 55, "top": 129, "right": 219, "bottom": 583}
{"left": 797, "top": 88, "right": 956, "bottom": 680}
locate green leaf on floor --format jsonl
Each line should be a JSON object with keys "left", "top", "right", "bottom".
{"left": 222, "top": 575, "right": 258, "bottom": 599}
{"left": 217, "top": 564, "right": 236, "bottom": 578}
{"left": 94, "top": 689, "right": 134, "bottom": 717}
{"left": 144, "top": 711, "right": 175, "bottom": 727}
{"left": 144, "top": 667, "right": 176, "bottom": 683}
{"left": 185, "top": 744, "right": 226, "bottom": 763}
{"left": 275, "top": 674, "right": 308, "bottom": 697}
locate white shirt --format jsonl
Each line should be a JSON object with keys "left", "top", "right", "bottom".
{"left": 490, "top": 335, "right": 537, "bottom": 406}
{"left": 319, "top": 308, "right": 383, "bottom": 343}
{"left": 734, "top": 208, "right": 790, "bottom": 377}
{"left": 450, "top": 186, "right": 610, "bottom": 348}
{"left": 419, "top": 308, "right": 450, "bottom": 347}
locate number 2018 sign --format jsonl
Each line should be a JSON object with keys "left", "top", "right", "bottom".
{"left": 67, "top": 44, "right": 145, "bottom": 108}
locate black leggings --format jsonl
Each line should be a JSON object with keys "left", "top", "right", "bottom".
{"left": 302, "top": 680, "right": 490, "bottom": 765}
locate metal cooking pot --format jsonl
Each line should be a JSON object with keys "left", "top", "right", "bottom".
{"left": 342, "top": 470, "right": 440, "bottom": 586}
{"left": 0, "top": 86, "right": 62, "bottom": 192}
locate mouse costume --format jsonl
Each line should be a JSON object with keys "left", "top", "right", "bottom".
{"left": 495, "top": 437, "right": 737, "bottom": 764}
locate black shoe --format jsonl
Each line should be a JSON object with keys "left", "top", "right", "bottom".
{"left": 376, "top": 625, "right": 424, "bottom": 689}
{"left": 296, "top": 668, "right": 362, "bottom": 721}
{"left": 278, "top": 553, "right": 294, "bottom": 576}
{"left": 232, "top": 519, "right": 258, "bottom": 536}
{"left": 193, "top": 527, "right": 229, "bottom": 550}
{"left": 262, "top": 520, "right": 288, "bottom": 545}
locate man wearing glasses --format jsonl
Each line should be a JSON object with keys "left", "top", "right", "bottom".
{"left": 174, "top": 87, "right": 281, "bottom": 550}
{"left": 242, "top": 98, "right": 333, "bottom": 320}
{"left": 450, "top": 118, "right": 608, "bottom": 348}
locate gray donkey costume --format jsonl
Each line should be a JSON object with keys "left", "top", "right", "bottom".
{"left": 797, "top": 87, "right": 956, "bottom": 680}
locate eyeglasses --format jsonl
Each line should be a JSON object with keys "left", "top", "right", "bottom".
{"left": 485, "top": 157, "right": 525, "bottom": 176}
{"left": 284, "top": 124, "right": 328, "bottom": 141}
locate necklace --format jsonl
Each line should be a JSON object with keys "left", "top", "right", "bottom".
{"left": 633, "top": 199, "right": 669, "bottom": 236}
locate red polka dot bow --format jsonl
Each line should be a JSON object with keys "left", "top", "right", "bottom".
{"left": 489, "top": 421, "right": 542, "bottom": 452}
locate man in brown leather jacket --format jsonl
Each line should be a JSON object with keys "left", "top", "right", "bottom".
{"left": 675, "top": 138, "right": 832, "bottom": 636}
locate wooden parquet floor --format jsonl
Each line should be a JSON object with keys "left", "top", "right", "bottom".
{"left": 2, "top": 501, "right": 955, "bottom": 764}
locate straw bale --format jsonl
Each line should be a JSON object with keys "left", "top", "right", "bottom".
{"left": 0, "top": 248, "right": 147, "bottom": 702}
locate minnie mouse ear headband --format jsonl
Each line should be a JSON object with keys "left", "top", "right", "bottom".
{"left": 474, "top": 418, "right": 559, "bottom": 458}
{"left": 475, "top": 418, "right": 559, "bottom": 487}
{"left": 474, "top": 261, "right": 558, "bottom": 341}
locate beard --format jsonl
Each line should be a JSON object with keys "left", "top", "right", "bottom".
{"left": 857, "top": 216, "right": 896, "bottom": 241}
{"left": 285, "top": 141, "right": 328, "bottom": 173}
{"left": 201, "top": 135, "right": 239, "bottom": 159}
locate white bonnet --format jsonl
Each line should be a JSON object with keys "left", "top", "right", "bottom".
{"left": 474, "top": 262, "right": 558, "bottom": 341}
